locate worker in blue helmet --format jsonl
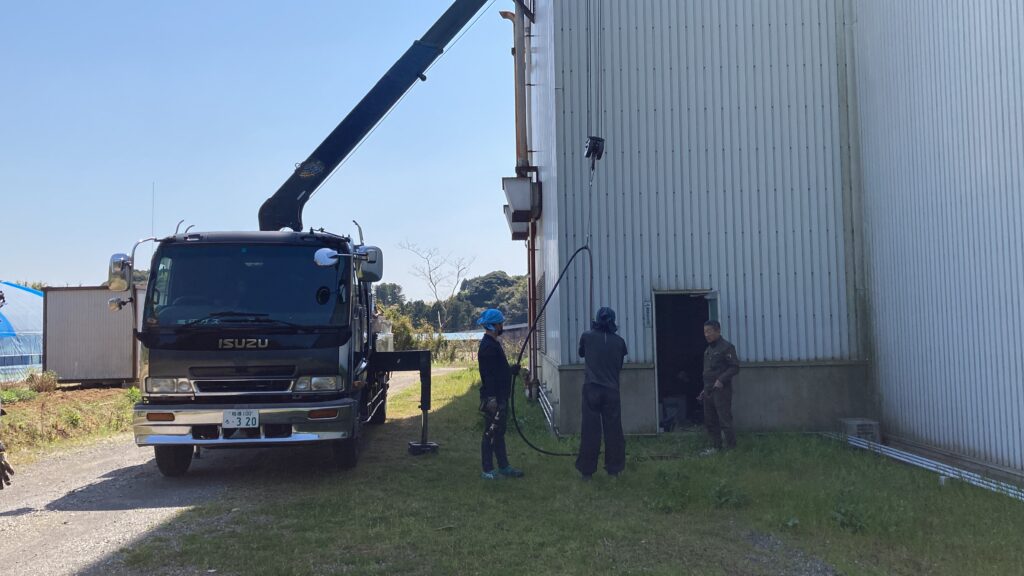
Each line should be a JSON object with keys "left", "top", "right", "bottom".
{"left": 476, "top": 308, "right": 524, "bottom": 480}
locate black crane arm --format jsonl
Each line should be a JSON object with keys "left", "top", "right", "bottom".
{"left": 258, "top": 0, "right": 489, "bottom": 232}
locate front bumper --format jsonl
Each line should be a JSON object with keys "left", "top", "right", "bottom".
{"left": 133, "top": 398, "right": 357, "bottom": 447}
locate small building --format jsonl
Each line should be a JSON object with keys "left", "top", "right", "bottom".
{"left": 0, "top": 281, "right": 44, "bottom": 382}
{"left": 43, "top": 286, "right": 146, "bottom": 384}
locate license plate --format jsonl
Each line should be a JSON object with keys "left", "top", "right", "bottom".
{"left": 223, "top": 409, "right": 259, "bottom": 429}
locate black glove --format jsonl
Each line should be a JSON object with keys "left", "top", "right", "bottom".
{"left": 510, "top": 364, "right": 521, "bottom": 377}
{"left": 0, "top": 442, "right": 13, "bottom": 489}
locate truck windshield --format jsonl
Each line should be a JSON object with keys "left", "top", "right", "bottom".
{"left": 142, "top": 243, "right": 349, "bottom": 330}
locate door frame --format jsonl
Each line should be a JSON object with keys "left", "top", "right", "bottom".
{"left": 651, "top": 289, "right": 718, "bottom": 432}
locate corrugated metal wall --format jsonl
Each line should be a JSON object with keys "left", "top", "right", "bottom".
{"left": 44, "top": 288, "right": 143, "bottom": 381}
{"left": 854, "top": 0, "right": 1024, "bottom": 471}
{"left": 531, "top": 0, "right": 564, "bottom": 367}
{"left": 551, "top": 0, "right": 858, "bottom": 364}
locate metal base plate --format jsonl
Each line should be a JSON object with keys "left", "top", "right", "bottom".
{"left": 408, "top": 441, "right": 440, "bottom": 456}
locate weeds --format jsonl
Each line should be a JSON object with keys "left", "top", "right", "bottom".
{"left": 832, "top": 488, "right": 868, "bottom": 533}
{"left": 712, "top": 479, "right": 751, "bottom": 509}
{"left": 60, "top": 407, "right": 84, "bottom": 428}
{"left": 126, "top": 387, "right": 142, "bottom": 403}
{"left": 0, "top": 388, "right": 138, "bottom": 458}
{"left": 25, "top": 370, "right": 59, "bottom": 393}
{"left": 0, "top": 387, "right": 38, "bottom": 404}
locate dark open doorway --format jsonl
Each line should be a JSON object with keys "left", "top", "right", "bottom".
{"left": 654, "top": 292, "right": 711, "bottom": 430}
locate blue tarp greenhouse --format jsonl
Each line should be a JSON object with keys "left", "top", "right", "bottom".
{"left": 0, "top": 281, "right": 43, "bottom": 382}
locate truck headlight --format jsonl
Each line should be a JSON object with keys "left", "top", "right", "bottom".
{"left": 294, "top": 376, "right": 341, "bottom": 392}
{"left": 146, "top": 377, "right": 193, "bottom": 394}
{"left": 311, "top": 376, "right": 339, "bottom": 391}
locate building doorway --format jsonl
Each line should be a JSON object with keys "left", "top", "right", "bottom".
{"left": 654, "top": 292, "right": 713, "bottom": 430}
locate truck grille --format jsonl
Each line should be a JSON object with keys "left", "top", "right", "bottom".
{"left": 193, "top": 379, "right": 293, "bottom": 394}
{"left": 190, "top": 365, "right": 295, "bottom": 378}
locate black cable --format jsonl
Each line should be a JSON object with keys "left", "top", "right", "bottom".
{"left": 506, "top": 244, "right": 593, "bottom": 457}
{"left": 503, "top": 244, "right": 696, "bottom": 463}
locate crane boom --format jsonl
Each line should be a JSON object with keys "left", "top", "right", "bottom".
{"left": 258, "top": 0, "right": 489, "bottom": 232}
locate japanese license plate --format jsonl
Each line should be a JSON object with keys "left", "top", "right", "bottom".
{"left": 222, "top": 409, "right": 259, "bottom": 429}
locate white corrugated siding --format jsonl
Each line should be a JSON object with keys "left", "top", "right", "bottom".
{"left": 854, "top": 0, "right": 1024, "bottom": 471}
{"left": 530, "top": 0, "right": 564, "bottom": 367}
{"left": 551, "top": 0, "right": 857, "bottom": 364}
{"left": 44, "top": 288, "right": 143, "bottom": 381}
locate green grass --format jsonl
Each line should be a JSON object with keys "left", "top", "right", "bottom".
{"left": 0, "top": 387, "right": 38, "bottom": 404}
{"left": 121, "top": 370, "right": 1024, "bottom": 576}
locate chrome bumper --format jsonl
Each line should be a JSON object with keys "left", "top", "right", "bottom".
{"left": 133, "top": 398, "right": 357, "bottom": 447}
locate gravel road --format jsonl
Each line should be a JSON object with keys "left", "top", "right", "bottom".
{"left": 0, "top": 367, "right": 466, "bottom": 576}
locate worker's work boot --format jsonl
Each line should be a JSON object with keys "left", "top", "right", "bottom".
{"left": 498, "top": 465, "right": 524, "bottom": 478}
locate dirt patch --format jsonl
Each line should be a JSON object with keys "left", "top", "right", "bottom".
{"left": 744, "top": 531, "right": 839, "bottom": 576}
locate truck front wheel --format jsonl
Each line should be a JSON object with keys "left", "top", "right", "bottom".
{"left": 154, "top": 445, "right": 193, "bottom": 477}
{"left": 333, "top": 437, "right": 360, "bottom": 470}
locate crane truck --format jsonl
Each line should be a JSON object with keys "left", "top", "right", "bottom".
{"left": 106, "top": 0, "right": 489, "bottom": 477}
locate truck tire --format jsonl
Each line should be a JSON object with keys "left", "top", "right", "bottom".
{"left": 154, "top": 445, "right": 193, "bottom": 477}
{"left": 333, "top": 437, "right": 360, "bottom": 469}
{"left": 368, "top": 394, "right": 386, "bottom": 424}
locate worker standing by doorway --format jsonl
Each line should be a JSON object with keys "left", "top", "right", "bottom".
{"left": 699, "top": 320, "right": 740, "bottom": 454}
{"left": 477, "top": 308, "right": 525, "bottom": 481}
{"left": 576, "top": 307, "right": 629, "bottom": 480}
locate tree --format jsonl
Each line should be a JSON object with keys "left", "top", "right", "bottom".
{"left": 379, "top": 305, "right": 416, "bottom": 351}
{"left": 399, "top": 241, "right": 473, "bottom": 333}
{"left": 99, "top": 269, "right": 149, "bottom": 289}
{"left": 459, "top": 271, "right": 515, "bottom": 308}
{"left": 15, "top": 281, "right": 47, "bottom": 291}
{"left": 500, "top": 275, "right": 529, "bottom": 325}
{"left": 374, "top": 283, "right": 406, "bottom": 308}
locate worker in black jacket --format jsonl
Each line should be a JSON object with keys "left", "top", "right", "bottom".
{"left": 576, "top": 307, "right": 629, "bottom": 480}
{"left": 699, "top": 320, "right": 741, "bottom": 454}
{"left": 476, "top": 309, "right": 524, "bottom": 480}
{"left": 0, "top": 401, "right": 14, "bottom": 489}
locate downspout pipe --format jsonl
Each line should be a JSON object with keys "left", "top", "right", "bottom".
{"left": 502, "top": 7, "right": 537, "bottom": 383}
{"left": 501, "top": 7, "right": 529, "bottom": 173}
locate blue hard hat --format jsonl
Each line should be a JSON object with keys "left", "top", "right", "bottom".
{"left": 477, "top": 308, "right": 506, "bottom": 331}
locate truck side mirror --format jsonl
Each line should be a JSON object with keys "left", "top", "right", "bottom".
{"left": 356, "top": 247, "right": 383, "bottom": 283}
{"left": 108, "top": 253, "right": 132, "bottom": 292}
{"left": 314, "top": 247, "right": 341, "bottom": 267}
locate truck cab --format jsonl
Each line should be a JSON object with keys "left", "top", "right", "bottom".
{"left": 108, "top": 230, "right": 387, "bottom": 476}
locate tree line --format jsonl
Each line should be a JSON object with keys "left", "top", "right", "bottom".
{"left": 375, "top": 270, "right": 528, "bottom": 334}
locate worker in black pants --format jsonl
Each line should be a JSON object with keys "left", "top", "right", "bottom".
{"left": 576, "top": 307, "right": 629, "bottom": 480}
{"left": 476, "top": 308, "right": 524, "bottom": 481}
{"left": 0, "top": 401, "right": 14, "bottom": 489}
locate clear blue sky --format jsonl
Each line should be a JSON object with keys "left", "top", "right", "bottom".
{"left": 0, "top": 0, "right": 524, "bottom": 301}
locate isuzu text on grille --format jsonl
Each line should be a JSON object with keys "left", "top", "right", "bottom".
{"left": 218, "top": 338, "right": 269, "bottom": 349}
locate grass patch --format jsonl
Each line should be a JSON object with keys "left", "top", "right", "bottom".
{"left": 1, "top": 387, "right": 38, "bottom": 404}
{"left": 0, "top": 387, "right": 139, "bottom": 462}
{"left": 121, "top": 370, "right": 1024, "bottom": 576}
